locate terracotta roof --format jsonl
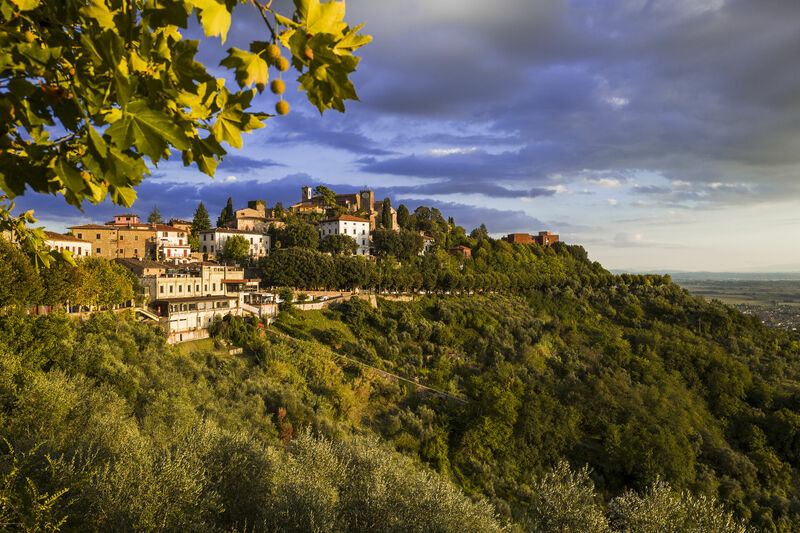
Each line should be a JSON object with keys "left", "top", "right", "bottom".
{"left": 450, "top": 245, "right": 471, "bottom": 250}
{"left": 113, "top": 258, "right": 169, "bottom": 271}
{"left": 220, "top": 279, "right": 259, "bottom": 284}
{"left": 106, "top": 220, "right": 151, "bottom": 227}
{"left": 162, "top": 244, "right": 191, "bottom": 248}
{"left": 421, "top": 235, "right": 435, "bottom": 240}
{"left": 44, "top": 231, "right": 90, "bottom": 243}
{"left": 68, "top": 223, "right": 113, "bottom": 230}
{"left": 152, "top": 224, "right": 185, "bottom": 232}
{"left": 321, "top": 214, "right": 370, "bottom": 223}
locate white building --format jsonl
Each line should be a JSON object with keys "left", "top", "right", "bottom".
{"left": 151, "top": 294, "right": 242, "bottom": 344}
{"left": 319, "top": 215, "right": 371, "bottom": 256}
{"left": 44, "top": 231, "right": 93, "bottom": 257}
{"left": 199, "top": 228, "right": 269, "bottom": 259}
{"left": 161, "top": 244, "right": 192, "bottom": 263}
{"left": 421, "top": 233, "right": 436, "bottom": 255}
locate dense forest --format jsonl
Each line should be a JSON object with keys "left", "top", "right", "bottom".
{"left": 2, "top": 233, "right": 800, "bottom": 530}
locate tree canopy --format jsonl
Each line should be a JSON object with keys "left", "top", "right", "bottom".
{"left": 191, "top": 202, "right": 211, "bottom": 234}
{"left": 319, "top": 233, "right": 358, "bottom": 256}
{"left": 147, "top": 205, "right": 163, "bottom": 224}
{"left": 223, "top": 234, "right": 250, "bottom": 262}
{"left": 0, "top": 0, "right": 370, "bottom": 253}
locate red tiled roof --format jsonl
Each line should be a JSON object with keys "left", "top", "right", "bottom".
{"left": 69, "top": 223, "right": 117, "bottom": 230}
{"left": 450, "top": 245, "right": 471, "bottom": 250}
{"left": 44, "top": 231, "right": 90, "bottom": 243}
{"left": 106, "top": 220, "right": 151, "bottom": 227}
{"left": 321, "top": 214, "right": 370, "bottom": 223}
{"left": 421, "top": 235, "right": 435, "bottom": 240}
{"left": 152, "top": 224, "right": 184, "bottom": 232}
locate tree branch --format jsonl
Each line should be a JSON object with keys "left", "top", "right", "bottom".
{"left": 250, "top": 0, "right": 276, "bottom": 41}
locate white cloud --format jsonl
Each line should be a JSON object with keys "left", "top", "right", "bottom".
{"left": 605, "top": 96, "right": 630, "bottom": 108}
{"left": 583, "top": 177, "right": 622, "bottom": 187}
{"left": 428, "top": 147, "right": 477, "bottom": 156}
{"left": 546, "top": 185, "right": 569, "bottom": 194}
{"left": 224, "top": 175, "right": 238, "bottom": 183}
{"left": 614, "top": 231, "right": 645, "bottom": 244}
{"left": 607, "top": 198, "right": 619, "bottom": 206}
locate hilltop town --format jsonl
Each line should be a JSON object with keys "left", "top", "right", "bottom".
{"left": 12, "top": 186, "right": 560, "bottom": 344}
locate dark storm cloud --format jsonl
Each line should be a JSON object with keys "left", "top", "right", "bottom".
{"left": 262, "top": 112, "right": 396, "bottom": 156}
{"left": 340, "top": 0, "right": 800, "bottom": 206}
{"left": 380, "top": 180, "right": 554, "bottom": 200}
{"left": 218, "top": 155, "right": 285, "bottom": 171}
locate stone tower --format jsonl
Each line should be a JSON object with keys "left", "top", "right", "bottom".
{"left": 247, "top": 200, "right": 267, "bottom": 216}
{"left": 360, "top": 189, "right": 375, "bottom": 212}
{"left": 302, "top": 185, "right": 313, "bottom": 202}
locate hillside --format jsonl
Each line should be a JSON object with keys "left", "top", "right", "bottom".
{"left": 1, "top": 242, "right": 799, "bottom": 530}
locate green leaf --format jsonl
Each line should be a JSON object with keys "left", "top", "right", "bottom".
{"left": 220, "top": 48, "right": 269, "bottom": 91}
{"left": 191, "top": 0, "right": 232, "bottom": 42}
{"left": 79, "top": 1, "right": 118, "bottom": 31}
{"left": 110, "top": 185, "right": 137, "bottom": 206}
{"left": 10, "top": 0, "right": 39, "bottom": 11}
{"left": 105, "top": 100, "right": 190, "bottom": 162}
{"left": 336, "top": 23, "right": 372, "bottom": 52}
{"left": 212, "top": 108, "right": 244, "bottom": 149}
{"left": 294, "top": 0, "right": 347, "bottom": 35}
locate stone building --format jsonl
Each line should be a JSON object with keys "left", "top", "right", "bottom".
{"left": 44, "top": 231, "right": 92, "bottom": 257}
{"left": 68, "top": 223, "right": 155, "bottom": 259}
{"left": 502, "top": 231, "right": 559, "bottom": 247}
{"left": 291, "top": 186, "right": 398, "bottom": 230}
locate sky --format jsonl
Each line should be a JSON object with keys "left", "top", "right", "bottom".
{"left": 14, "top": 0, "right": 800, "bottom": 272}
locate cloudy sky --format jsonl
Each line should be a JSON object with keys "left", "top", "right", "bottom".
{"left": 16, "top": 0, "right": 800, "bottom": 272}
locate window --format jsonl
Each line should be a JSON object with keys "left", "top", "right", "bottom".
{"left": 119, "top": 235, "right": 123, "bottom": 240}
{"left": 187, "top": 284, "right": 191, "bottom": 292}
{"left": 135, "top": 235, "right": 138, "bottom": 241}
{"left": 96, "top": 233, "right": 101, "bottom": 239}
{"left": 134, "top": 249, "right": 138, "bottom": 255}
{"left": 169, "top": 286, "right": 173, "bottom": 293}
{"left": 212, "top": 283, "right": 216, "bottom": 291}
{"left": 163, "top": 232, "right": 167, "bottom": 237}
{"left": 96, "top": 247, "right": 100, "bottom": 253}
{"left": 211, "top": 246, "right": 214, "bottom": 252}
{"left": 160, "top": 286, "right": 164, "bottom": 294}
{"left": 77, "top": 233, "right": 82, "bottom": 239}
{"left": 196, "top": 285, "right": 200, "bottom": 292}
{"left": 178, "top": 285, "right": 182, "bottom": 292}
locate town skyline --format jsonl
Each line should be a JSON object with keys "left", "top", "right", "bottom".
{"left": 11, "top": 0, "right": 800, "bottom": 273}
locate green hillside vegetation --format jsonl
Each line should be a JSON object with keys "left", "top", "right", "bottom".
{"left": 1, "top": 233, "right": 799, "bottom": 530}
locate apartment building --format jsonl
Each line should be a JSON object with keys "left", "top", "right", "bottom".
{"left": 44, "top": 231, "right": 92, "bottom": 257}
{"left": 199, "top": 228, "right": 269, "bottom": 259}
